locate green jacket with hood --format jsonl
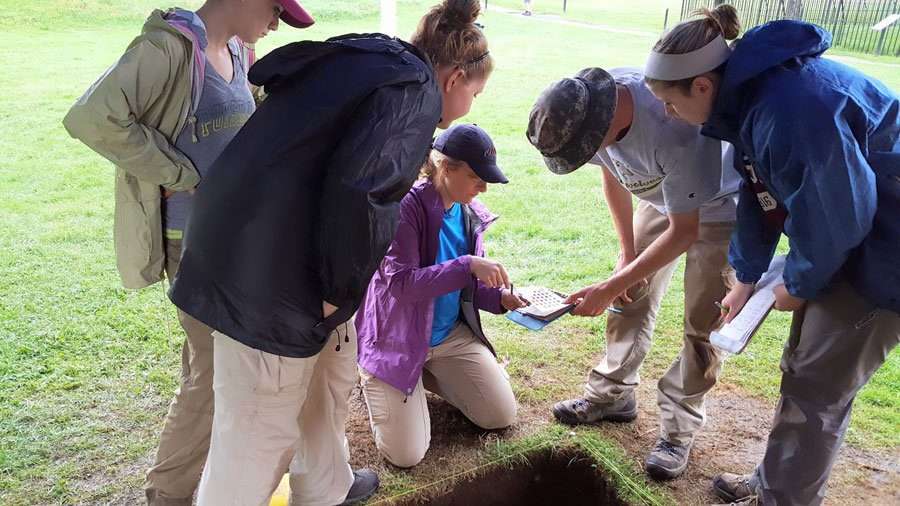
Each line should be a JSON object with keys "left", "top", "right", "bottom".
{"left": 63, "top": 9, "right": 251, "bottom": 289}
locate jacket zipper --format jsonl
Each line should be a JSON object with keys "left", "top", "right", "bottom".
{"left": 461, "top": 206, "right": 496, "bottom": 357}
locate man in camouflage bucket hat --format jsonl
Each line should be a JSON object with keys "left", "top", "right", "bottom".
{"left": 527, "top": 67, "right": 617, "bottom": 174}
{"left": 526, "top": 67, "right": 742, "bottom": 482}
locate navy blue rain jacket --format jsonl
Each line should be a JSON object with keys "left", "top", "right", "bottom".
{"left": 702, "top": 21, "right": 900, "bottom": 313}
{"left": 169, "top": 34, "right": 442, "bottom": 357}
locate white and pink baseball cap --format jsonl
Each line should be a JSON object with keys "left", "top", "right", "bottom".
{"left": 279, "top": 0, "right": 314, "bottom": 28}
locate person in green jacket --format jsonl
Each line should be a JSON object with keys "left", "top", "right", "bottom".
{"left": 62, "top": 1, "right": 314, "bottom": 504}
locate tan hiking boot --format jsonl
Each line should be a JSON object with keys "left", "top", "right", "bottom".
{"left": 712, "top": 472, "right": 758, "bottom": 503}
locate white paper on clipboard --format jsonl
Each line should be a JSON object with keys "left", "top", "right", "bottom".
{"left": 711, "top": 255, "right": 786, "bottom": 354}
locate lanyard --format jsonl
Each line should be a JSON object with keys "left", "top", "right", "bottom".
{"left": 736, "top": 151, "right": 787, "bottom": 229}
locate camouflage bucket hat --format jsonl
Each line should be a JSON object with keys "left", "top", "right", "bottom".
{"left": 526, "top": 68, "right": 618, "bottom": 175}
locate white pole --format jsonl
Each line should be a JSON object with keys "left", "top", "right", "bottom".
{"left": 380, "top": 0, "right": 397, "bottom": 37}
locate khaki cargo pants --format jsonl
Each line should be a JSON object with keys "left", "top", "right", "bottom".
{"left": 753, "top": 281, "right": 899, "bottom": 505}
{"left": 146, "top": 240, "right": 356, "bottom": 505}
{"left": 360, "top": 322, "right": 517, "bottom": 468}
{"left": 144, "top": 238, "right": 216, "bottom": 503}
{"left": 585, "top": 202, "right": 735, "bottom": 446}
{"left": 197, "top": 323, "right": 358, "bottom": 506}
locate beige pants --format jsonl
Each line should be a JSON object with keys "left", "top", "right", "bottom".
{"left": 145, "top": 238, "right": 216, "bottom": 502}
{"left": 196, "top": 323, "right": 357, "bottom": 506}
{"left": 585, "top": 202, "right": 735, "bottom": 446}
{"left": 360, "top": 323, "right": 517, "bottom": 468}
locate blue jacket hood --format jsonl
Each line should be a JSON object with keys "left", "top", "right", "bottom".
{"left": 706, "top": 21, "right": 832, "bottom": 140}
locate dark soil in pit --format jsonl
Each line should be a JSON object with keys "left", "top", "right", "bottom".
{"left": 394, "top": 448, "right": 627, "bottom": 506}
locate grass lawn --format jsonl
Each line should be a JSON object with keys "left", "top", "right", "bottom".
{"left": 0, "top": 0, "right": 897, "bottom": 504}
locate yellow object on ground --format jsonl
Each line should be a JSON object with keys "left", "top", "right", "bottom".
{"left": 269, "top": 474, "right": 291, "bottom": 506}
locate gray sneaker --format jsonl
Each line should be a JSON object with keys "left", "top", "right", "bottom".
{"left": 336, "top": 468, "right": 380, "bottom": 505}
{"left": 645, "top": 439, "right": 692, "bottom": 480}
{"left": 551, "top": 394, "right": 637, "bottom": 425}
{"left": 712, "top": 473, "right": 758, "bottom": 503}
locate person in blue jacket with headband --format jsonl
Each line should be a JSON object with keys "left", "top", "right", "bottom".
{"left": 642, "top": 4, "right": 899, "bottom": 505}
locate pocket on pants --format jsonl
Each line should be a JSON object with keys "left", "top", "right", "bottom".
{"left": 213, "top": 332, "right": 313, "bottom": 395}
{"left": 854, "top": 310, "right": 879, "bottom": 330}
{"left": 622, "top": 280, "right": 650, "bottom": 305}
{"left": 268, "top": 355, "right": 315, "bottom": 395}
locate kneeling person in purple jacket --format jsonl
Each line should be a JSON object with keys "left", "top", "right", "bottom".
{"left": 356, "top": 124, "right": 528, "bottom": 468}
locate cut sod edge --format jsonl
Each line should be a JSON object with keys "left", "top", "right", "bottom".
{"left": 369, "top": 438, "right": 557, "bottom": 504}
{"left": 371, "top": 431, "right": 668, "bottom": 505}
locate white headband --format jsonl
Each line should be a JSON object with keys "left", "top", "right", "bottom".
{"left": 644, "top": 34, "right": 732, "bottom": 81}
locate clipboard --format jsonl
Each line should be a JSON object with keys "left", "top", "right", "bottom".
{"left": 506, "top": 310, "right": 559, "bottom": 330}
{"left": 506, "top": 287, "right": 575, "bottom": 330}
{"left": 710, "top": 255, "right": 786, "bottom": 354}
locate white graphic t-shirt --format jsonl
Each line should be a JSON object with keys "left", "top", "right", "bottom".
{"left": 591, "top": 68, "right": 740, "bottom": 222}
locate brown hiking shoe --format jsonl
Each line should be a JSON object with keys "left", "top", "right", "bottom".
{"left": 712, "top": 472, "right": 758, "bottom": 503}
{"left": 551, "top": 394, "right": 637, "bottom": 425}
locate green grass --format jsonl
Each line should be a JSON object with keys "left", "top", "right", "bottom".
{"left": 484, "top": 0, "right": 900, "bottom": 89}
{"left": 0, "top": 0, "right": 897, "bottom": 504}
{"left": 488, "top": 0, "right": 682, "bottom": 33}
{"left": 575, "top": 431, "right": 674, "bottom": 506}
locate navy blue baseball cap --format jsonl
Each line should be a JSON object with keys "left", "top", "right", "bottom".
{"left": 433, "top": 124, "right": 509, "bottom": 184}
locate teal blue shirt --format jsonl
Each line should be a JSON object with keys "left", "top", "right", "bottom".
{"left": 430, "top": 203, "right": 467, "bottom": 346}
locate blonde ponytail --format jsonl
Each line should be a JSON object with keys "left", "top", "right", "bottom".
{"left": 419, "top": 149, "right": 466, "bottom": 181}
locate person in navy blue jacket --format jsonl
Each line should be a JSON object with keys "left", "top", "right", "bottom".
{"left": 642, "top": 5, "right": 899, "bottom": 505}
{"left": 170, "top": 1, "right": 495, "bottom": 504}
